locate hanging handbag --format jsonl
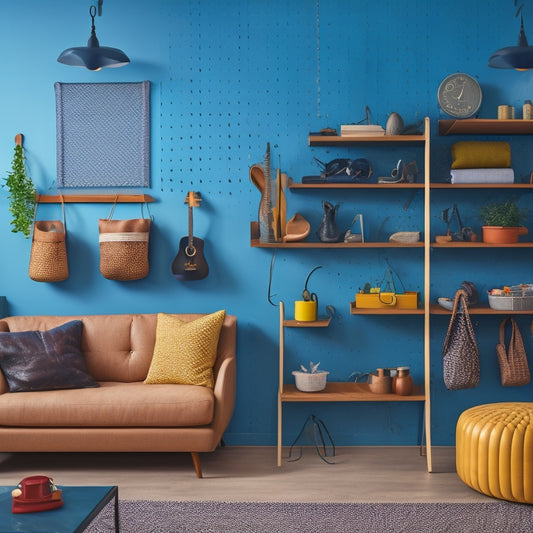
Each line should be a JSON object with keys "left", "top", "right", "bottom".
{"left": 442, "top": 289, "right": 480, "bottom": 390}
{"left": 28, "top": 195, "right": 69, "bottom": 282}
{"left": 496, "top": 317, "right": 531, "bottom": 387}
{"left": 99, "top": 200, "right": 151, "bottom": 281}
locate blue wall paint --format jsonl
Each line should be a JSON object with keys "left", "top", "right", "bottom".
{"left": 1, "top": 0, "right": 533, "bottom": 447}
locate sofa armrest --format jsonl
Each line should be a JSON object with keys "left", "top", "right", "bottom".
{"left": 211, "top": 315, "right": 237, "bottom": 438}
{"left": 212, "top": 355, "right": 236, "bottom": 434}
{"left": 0, "top": 373, "right": 7, "bottom": 395}
{"left": 0, "top": 320, "right": 8, "bottom": 394}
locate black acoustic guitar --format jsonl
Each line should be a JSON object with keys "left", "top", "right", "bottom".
{"left": 172, "top": 191, "right": 209, "bottom": 281}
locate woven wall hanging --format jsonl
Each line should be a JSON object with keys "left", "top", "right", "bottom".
{"left": 55, "top": 80, "right": 150, "bottom": 188}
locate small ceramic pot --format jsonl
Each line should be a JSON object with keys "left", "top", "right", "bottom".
{"left": 481, "top": 226, "right": 528, "bottom": 244}
{"left": 394, "top": 366, "right": 414, "bottom": 396}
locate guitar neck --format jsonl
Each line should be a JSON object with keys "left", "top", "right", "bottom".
{"left": 188, "top": 204, "right": 194, "bottom": 248}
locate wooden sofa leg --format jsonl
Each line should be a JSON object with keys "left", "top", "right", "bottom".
{"left": 191, "top": 452, "right": 203, "bottom": 478}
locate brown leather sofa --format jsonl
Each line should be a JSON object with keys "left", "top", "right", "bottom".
{"left": 0, "top": 313, "right": 237, "bottom": 478}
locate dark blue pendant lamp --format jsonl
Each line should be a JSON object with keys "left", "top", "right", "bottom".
{"left": 57, "top": 2, "right": 129, "bottom": 71}
{"left": 489, "top": 4, "right": 533, "bottom": 71}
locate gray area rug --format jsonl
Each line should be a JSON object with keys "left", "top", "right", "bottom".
{"left": 85, "top": 500, "right": 533, "bottom": 532}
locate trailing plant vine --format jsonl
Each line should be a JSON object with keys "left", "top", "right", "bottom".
{"left": 4, "top": 143, "right": 36, "bottom": 238}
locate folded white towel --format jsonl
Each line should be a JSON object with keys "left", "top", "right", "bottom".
{"left": 450, "top": 168, "right": 514, "bottom": 184}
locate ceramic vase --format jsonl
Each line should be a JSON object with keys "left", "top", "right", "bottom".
{"left": 394, "top": 367, "right": 414, "bottom": 396}
{"left": 386, "top": 112, "right": 404, "bottom": 135}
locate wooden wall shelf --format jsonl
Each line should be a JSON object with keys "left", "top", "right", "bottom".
{"left": 251, "top": 222, "right": 423, "bottom": 248}
{"left": 36, "top": 194, "right": 154, "bottom": 204}
{"left": 431, "top": 241, "right": 533, "bottom": 248}
{"left": 349, "top": 302, "right": 424, "bottom": 315}
{"left": 438, "top": 119, "right": 533, "bottom": 136}
{"left": 280, "top": 382, "right": 425, "bottom": 402}
{"left": 287, "top": 179, "right": 424, "bottom": 189}
{"left": 308, "top": 134, "right": 425, "bottom": 145}
{"left": 283, "top": 318, "right": 331, "bottom": 327}
{"left": 430, "top": 303, "right": 533, "bottom": 315}
{"left": 430, "top": 183, "right": 533, "bottom": 189}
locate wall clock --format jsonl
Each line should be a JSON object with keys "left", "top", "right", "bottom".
{"left": 437, "top": 73, "right": 482, "bottom": 118}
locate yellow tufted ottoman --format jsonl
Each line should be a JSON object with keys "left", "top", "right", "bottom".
{"left": 456, "top": 402, "right": 533, "bottom": 504}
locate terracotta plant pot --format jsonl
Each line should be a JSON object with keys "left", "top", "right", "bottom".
{"left": 481, "top": 225, "right": 528, "bottom": 244}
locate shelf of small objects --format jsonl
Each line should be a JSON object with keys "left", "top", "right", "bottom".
{"left": 280, "top": 381, "right": 425, "bottom": 402}
{"left": 430, "top": 182, "right": 533, "bottom": 189}
{"left": 430, "top": 303, "right": 533, "bottom": 315}
{"left": 431, "top": 241, "right": 533, "bottom": 248}
{"left": 251, "top": 222, "right": 424, "bottom": 248}
{"left": 286, "top": 177, "right": 425, "bottom": 189}
{"left": 308, "top": 134, "right": 425, "bottom": 146}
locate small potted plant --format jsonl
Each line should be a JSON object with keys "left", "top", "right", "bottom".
{"left": 292, "top": 361, "right": 329, "bottom": 392}
{"left": 479, "top": 199, "right": 528, "bottom": 244}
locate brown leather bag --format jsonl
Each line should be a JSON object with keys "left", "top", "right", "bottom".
{"left": 496, "top": 317, "right": 531, "bottom": 387}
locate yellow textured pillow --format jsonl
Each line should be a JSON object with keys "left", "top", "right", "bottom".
{"left": 144, "top": 310, "right": 226, "bottom": 388}
{"left": 451, "top": 141, "right": 511, "bottom": 169}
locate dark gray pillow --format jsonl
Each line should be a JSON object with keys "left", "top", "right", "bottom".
{"left": 0, "top": 320, "right": 99, "bottom": 392}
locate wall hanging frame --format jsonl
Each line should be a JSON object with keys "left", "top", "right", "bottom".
{"left": 55, "top": 80, "right": 150, "bottom": 188}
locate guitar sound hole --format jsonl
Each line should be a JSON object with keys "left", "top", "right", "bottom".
{"left": 185, "top": 246, "right": 197, "bottom": 257}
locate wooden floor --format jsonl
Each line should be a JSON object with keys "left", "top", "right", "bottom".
{"left": 0, "top": 446, "right": 493, "bottom": 503}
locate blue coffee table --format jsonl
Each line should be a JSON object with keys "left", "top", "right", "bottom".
{"left": 0, "top": 485, "right": 119, "bottom": 532}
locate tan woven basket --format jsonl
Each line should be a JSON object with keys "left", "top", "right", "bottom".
{"left": 99, "top": 218, "right": 150, "bottom": 281}
{"left": 496, "top": 317, "right": 531, "bottom": 387}
{"left": 29, "top": 220, "right": 69, "bottom": 282}
{"left": 29, "top": 196, "right": 69, "bottom": 283}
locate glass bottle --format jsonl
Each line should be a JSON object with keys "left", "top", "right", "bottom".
{"left": 524, "top": 100, "right": 532, "bottom": 120}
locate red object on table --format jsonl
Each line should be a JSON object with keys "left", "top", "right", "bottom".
{"left": 11, "top": 475, "right": 64, "bottom": 514}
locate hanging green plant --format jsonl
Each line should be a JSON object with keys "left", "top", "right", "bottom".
{"left": 3, "top": 142, "right": 36, "bottom": 238}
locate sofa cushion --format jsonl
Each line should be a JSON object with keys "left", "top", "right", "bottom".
{"left": 0, "top": 321, "right": 99, "bottom": 393}
{"left": 145, "top": 310, "right": 225, "bottom": 388}
{"left": 0, "top": 314, "right": 159, "bottom": 383}
{"left": 0, "top": 381, "right": 214, "bottom": 427}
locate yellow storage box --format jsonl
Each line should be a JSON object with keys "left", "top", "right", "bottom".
{"left": 355, "top": 291, "right": 419, "bottom": 309}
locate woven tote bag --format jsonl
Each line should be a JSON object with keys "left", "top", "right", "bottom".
{"left": 99, "top": 202, "right": 151, "bottom": 281}
{"left": 442, "top": 289, "right": 480, "bottom": 390}
{"left": 28, "top": 197, "right": 69, "bottom": 282}
{"left": 496, "top": 317, "right": 531, "bottom": 387}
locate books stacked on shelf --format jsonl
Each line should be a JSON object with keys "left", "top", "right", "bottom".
{"left": 340, "top": 124, "right": 385, "bottom": 136}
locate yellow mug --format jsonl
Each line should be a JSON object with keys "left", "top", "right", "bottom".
{"left": 294, "top": 300, "right": 317, "bottom": 321}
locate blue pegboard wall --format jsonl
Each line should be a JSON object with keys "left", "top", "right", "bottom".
{"left": 2, "top": 0, "right": 533, "bottom": 448}
{"left": 156, "top": 0, "right": 533, "bottom": 447}
{"left": 160, "top": 0, "right": 317, "bottom": 197}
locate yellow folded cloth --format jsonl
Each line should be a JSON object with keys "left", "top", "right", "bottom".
{"left": 451, "top": 141, "right": 511, "bottom": 169}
